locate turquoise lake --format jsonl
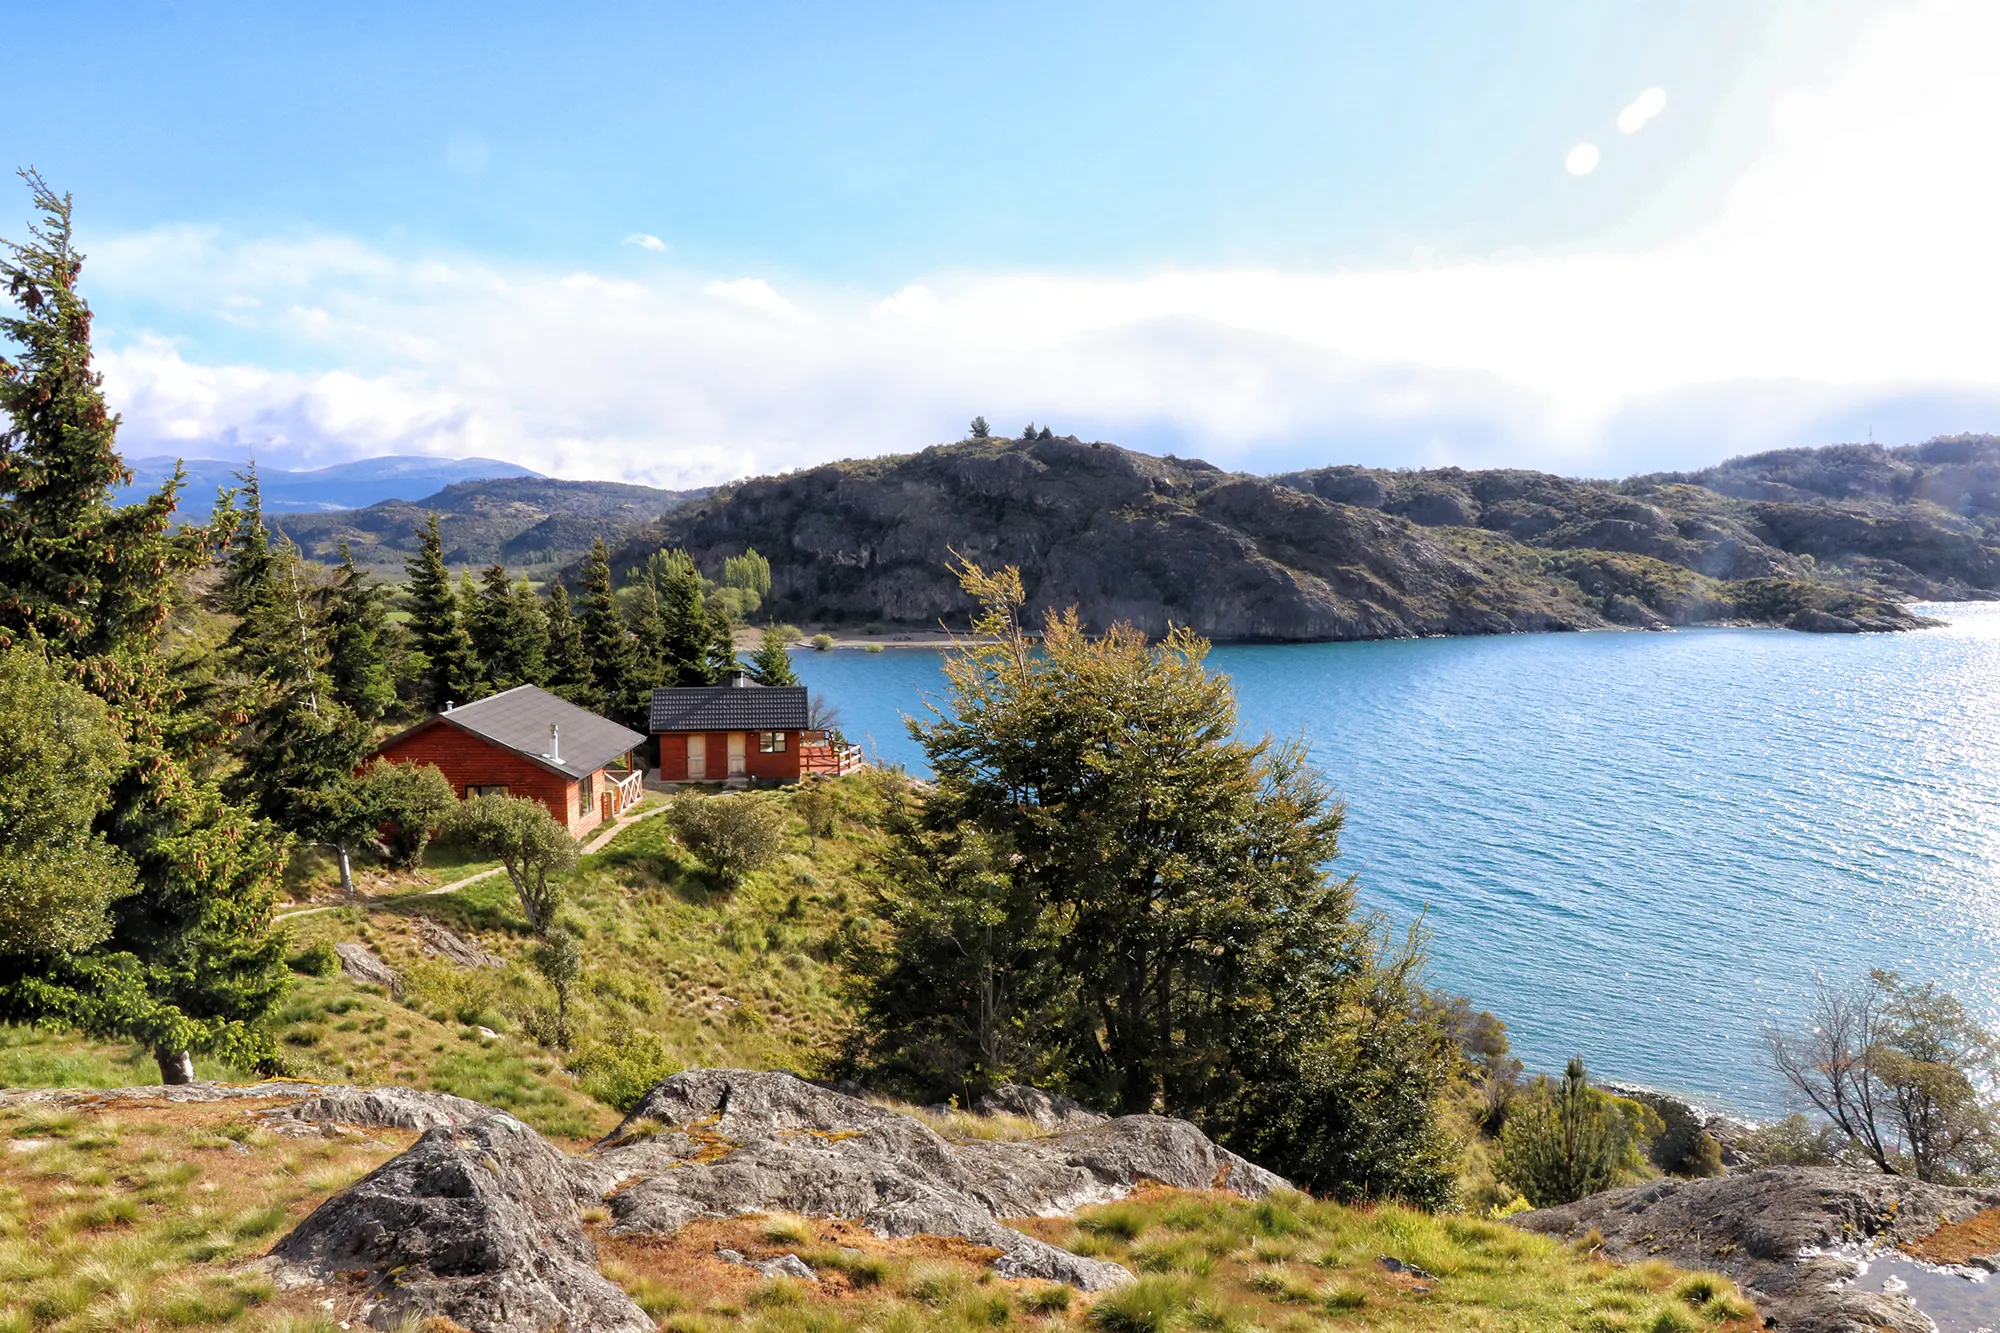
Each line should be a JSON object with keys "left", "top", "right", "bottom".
{"left": 791, "top": 603, "right": 2000, "bottom": 1117}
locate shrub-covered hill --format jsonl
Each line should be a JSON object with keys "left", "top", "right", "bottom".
{"left": 603, "top": 435, "right": 1972, "bottom": 640}
{"left": 270, "top": 475, "right": 702, "bottom": 575}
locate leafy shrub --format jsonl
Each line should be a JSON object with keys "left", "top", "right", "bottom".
{"left": 287, "top": 940, "right": 339, "bottom": 976}
{"left": 359, "top": 760, "right": 458, "bottom": 869}
{"left": 1497, "top": 1058, "right": 1619, "bottom": 1207}
{"left": 573, "top": 1029, "right": 677, "bottom": 1111}
{"left": 668, "top": 793, "right": 784, "bottom": 888}
{"left": 811, "top": 634, "right": 834, "bottom": 652}
{"left": 1740, "top": 1113, "right": 1847, "bottom": 1167}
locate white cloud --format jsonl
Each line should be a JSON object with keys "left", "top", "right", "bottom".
{"left": 1618, "top": 86, "right": 1669, "bottom": 134}
{"left": 701, "top": 277, "right": 806, "bottom": 323}
{"left": 77, "top": 1, "right": 2000, "bottom": 486}
{"left": 623, "top": 233, "right": 668, "bottom": 252}
{"left": 1564, "top": 142, "right": 1601, "bottom": 176}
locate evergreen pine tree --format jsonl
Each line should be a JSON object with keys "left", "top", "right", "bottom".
{"left": 404, "top": 514, "right": 481, "bottom": 709}
{"left": 578, "top": 537, "right": 640, "bottom": 725}
{"left": 625, "top": 574, "right": 669, "bottom": 695}
{"left": 217, "top": 465, "right": 275, "bottom": 616}
{"left": 506, "top": 578, "right": 550, "bottom": 686}
{"left": 747, "top": 624, "right": 800, "bottom": 686}
{"left": 325, "top": 541, "right": 399, "bottom": 721}
{"left": 650, "top": 548, "right": 715, "bottom": 686}
{"left": 542, "top": 582, "right": 595, "bottom": 707}
{"left": 0, "top": 173, "right": 289, "bottom": 1081}
{"left": 220, "top": 530, "right": 375, "bottom": 897}
{"left": 469, "top": 564, "right": 546, "bottom": 691}
{"left": 705, "top": 596, "right": 740, "bottom": 681}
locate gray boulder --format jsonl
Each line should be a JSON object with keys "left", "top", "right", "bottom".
{"left": 278, "top": 1087, "right": 503, "bottom": 1133}
{"left": 973, "top": 1083, "right": 1106, "bottom": 1131}
{"left": 271, "top": 1114, "right": 650, "bottom": 1333}
{"left": 1514, "top": 1165, "right": 2000, "bottom": 1333}
{"left": 335, "top": 942, "right": 399, "bottom": 991}
{"left": 589, "top": 1069, "right": 1286, "bottom": 1292}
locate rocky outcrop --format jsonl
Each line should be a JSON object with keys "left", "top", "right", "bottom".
{"left": 1514, "top": 1166, "right": 2000, "bottom": 1333}
{"left": 271, "top": 1114, "right": 652, "bottom": 1333}
{"left": 261, "top": 1069, "right": 1288, "bottom": 1328}
{"left": 589, "top": 1069, "right": 1283, "bottom": 1291}
{"left": 335, "top": 942, "right": 399, "bottom": 991}
{"left": 974, "top": 1083, "right": 1106, "bottom": 1131}
{"left": 606, "top": 435, "right": 1971, "bottom": 642}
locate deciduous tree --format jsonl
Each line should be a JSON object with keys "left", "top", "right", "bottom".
{"left": 444, "top": 793, "right": 577, "bottom": 934}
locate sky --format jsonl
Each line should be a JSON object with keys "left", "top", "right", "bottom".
{"left": 5, "top": 0, "right": 1997, "bottom": 486}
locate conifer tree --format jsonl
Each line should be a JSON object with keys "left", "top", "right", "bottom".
{"left": 325, "top": 541, "right": 399, "bottom": 721}
{"left": 469, "top": 563, "right": 546, "bottom": 691}
{"left": 218, "top": 465, "right": 275, "bottom": 616}
{"left": 578, "top": 537, "right": 640, "bottom": 725}
{"left": 625, "top": 574, "right": 669, "bottom": 695}
{"left": 405, "top": 514, "right": 480, "bottom": 709}
{"left": 650, "top": 548, "right": 716, "bottom": 686}
{"left": 220, "top": 525, "right": 375, "bottom": 897}
{"left": 705, "top": 596, "right": 740, "bottom": 681}
{"left": 747, "top": 624, "right": 799, "bottom": 686}
{"left": 542, "top": 582, "right": 595, "bottom": 707}
{"left": 0, "top": 173, "right": 289, "bottom": 1081}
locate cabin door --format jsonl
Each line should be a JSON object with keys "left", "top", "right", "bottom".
{"left": 727, "top": 732, "right": 748, "bottom": 777}
{"left": 685, "top": 734, "right": 706, "bottom": 780}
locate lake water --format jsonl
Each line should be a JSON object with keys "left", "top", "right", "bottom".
{"left": 792, "top": 603, "right": 2000, "bottom": 1117}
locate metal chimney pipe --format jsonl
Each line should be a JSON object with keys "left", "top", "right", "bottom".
{"left": 550, "top": 723, "right": 561, "bottom": 765}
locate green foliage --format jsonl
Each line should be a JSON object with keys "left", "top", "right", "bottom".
{"left": 356, "top": 760, "right": 459, "bottom": 869}
{"left": 444, "top": 794, "right": 579, "bottom": 934}
{"left": 968, "top": 416, "right": 990, "bottom": 439}
{"left": 1739, "top": 1113, "right": 1847, "bottom": 1168}
{"left": 811, "top": 633, "right": 834, "bottom": 651}
{"left": 1769, "top": 969, "right": 2000, "bottom": 1181}
{"left": 572, "top": 1028, "right": 679, "bottom": 1111}
{"left": 791, "top": 783, "right": 836, "bottom": 845}
{"left": 647, "top": 548, "right": 716, "bottom": 686}
{"left": 748, "top": 623, "right": 800, "bottom": 686}
{"left": 541, "top": 582, "right": 596, "bottom": 708}
{"left": 668, "top": 793, "right": 785, "bottom": 888}
{"left": 1496, "top": 1058, "right": 1619, "bottom": 1207}
{"left": 579, "top": 537, "right": 642, "bottom": 726}
{"left": 847, "top": 560, "right": 1456, "bottom": 1207}
{"left": 469, "top": 563, "right": 548, "bottom": 692}
{"left": 0, "top": 648, "right": 133, "bottom": 956}
{"left": 288, "top": 939, "right": 339, "bottom": 977}
{"left": 405, "top": 514, "right": 481, "bottom": 709}
{"left": 723, "top": 548, "right": 772, "bottom": 596}
{"left": 531, "top": 929, "right": 582, "bottom": 1048}
{"left": 0, "top": 175, "right": 289, "bottom": 1076}
{"left": 324, "top": 541, "right": 401, "bottom": 720}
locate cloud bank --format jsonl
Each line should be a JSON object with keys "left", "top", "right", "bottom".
{"left": 81, "top": 1, "right": 2000, "bottom": 487}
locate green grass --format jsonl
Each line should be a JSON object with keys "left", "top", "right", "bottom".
{"left": 0, "top": 1098, "right": 406, "bottom": 1332}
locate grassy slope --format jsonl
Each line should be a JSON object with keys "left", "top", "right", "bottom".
{"left": 1, "top": 775, "right": 1762, "bottom": 1330}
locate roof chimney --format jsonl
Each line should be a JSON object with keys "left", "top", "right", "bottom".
{"left": 729, "top": 669, "right": 751, "bottom": 688}
{"left": 549, "top": 723, "right": 561, "bottom": 765}
{"left": 444, "top": 700, "right": 454, "bottom": 712}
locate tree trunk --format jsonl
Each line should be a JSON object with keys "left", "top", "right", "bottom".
{"left": 336, "top": 840, "right": 355, "bottom": 900}
{"left": 155, "top": 1047, "right": 196, "bottom": 1085}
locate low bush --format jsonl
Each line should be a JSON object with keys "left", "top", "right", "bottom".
{"left": 668, "top": 794, "right": 785, "bottom": 888}
{"left": 287, "top": 939, "right": 339, "bottom": 976}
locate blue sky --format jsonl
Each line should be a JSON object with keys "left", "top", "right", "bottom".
{"left": 6, "top": 0, "right": 1993, "bottom": 485}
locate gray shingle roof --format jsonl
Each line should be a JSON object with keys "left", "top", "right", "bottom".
{"left": 650, "top": 684, "right": 809, "bottom": 732}
{"left": 434, "top": 685, "right": 646, "bottom": 779}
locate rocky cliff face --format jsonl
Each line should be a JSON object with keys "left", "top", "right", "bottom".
{"left": 609, "top": 436, "right": 1959, "bottom": 640}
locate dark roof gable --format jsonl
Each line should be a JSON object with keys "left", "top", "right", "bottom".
{"left": 401, "top": 685, "right": 645, "bottom": 779}
{"left": 650, "top": 684, "right": 809, "bottom": 732}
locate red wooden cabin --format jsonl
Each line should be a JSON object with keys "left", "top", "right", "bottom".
{"left": 651, "top": 678, "right": 861, "bottom": 784}
{"left": 372, "top": 685, "right": 647, "bottom": 837}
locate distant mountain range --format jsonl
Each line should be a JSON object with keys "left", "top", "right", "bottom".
{"left": 118, "top": 454, "right": 544, "bottom": 513}
{"left": 272, "top": 476, "right": 703, "bottom": 573}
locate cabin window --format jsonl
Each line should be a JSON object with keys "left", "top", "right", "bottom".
{"left": 758, "top": 731, "right": 788, "bottom": 753}
{"left": 466, "top": 784, "right": 509, "bottom": 798}
{"left": 578, "top": 771, "right": 595, "bottom": 815}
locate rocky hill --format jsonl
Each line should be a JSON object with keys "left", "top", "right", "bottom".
{"left": 609, "top": 435, "right": 1986, "bottom": 639}
{"left": 273, "top": 476, "right": 700, "bottom": 574}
